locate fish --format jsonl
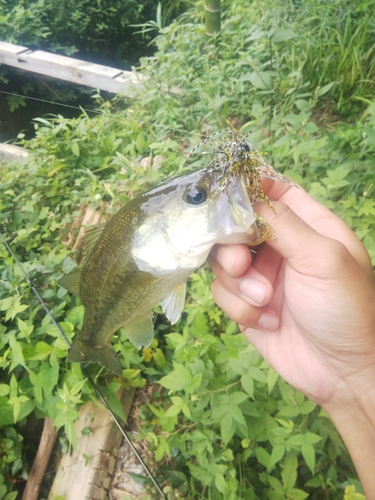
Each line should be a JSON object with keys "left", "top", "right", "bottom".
{"left": 59, "top": 130, "right": 295, "bottom": 375}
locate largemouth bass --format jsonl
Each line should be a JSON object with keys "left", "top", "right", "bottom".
{"left": 59, "top": 131, "right": 294, "bottom": 374}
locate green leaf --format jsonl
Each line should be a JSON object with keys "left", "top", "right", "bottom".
{"left": 40, "top": 360, "right": 59, "bottom": 397}
{"left": 270, "top": 444, "right": 285, "bottom": 466}
{"left": 153, "top": 348, "right": 166, "bottom": 367}
{"left": 304, "top": 432, "right": 322, "bottom": 444}
{"left": 249, "top": 72, "right": 272, "bottom": 90}
{"left": 71, "top": 143, "right": 80, "bottom": 157}
{"left": 64, "top": 420, "right": 77, "bottom": 449}
{"left": 0, "top": 384, "right": 10, "bottom": 396}
{"left": 241, "top": 373, "right": 254, "bottom": 397}
{"left": 276, "top": 406, "right": 300, "bottom": 418}
{"left": 221, "top": 412, "right": 235, "bottom": 445}
{"left": 9, "top": 333, "right": 27, "bottom": 371}
{"left": 281, "top": 455, "right": 298, "bottom": 490}
{"left": 287, "top": 434, "right": 305, "bottom": 448}
{"left": 316, "top": 81, "right": 335, "bottom": 97}
{"left": 248, "top": 367, "right": 267, "bottom": 383}
{"left": 70, "top": 378, "right": 87, "bottom": 396}
{"left": 55, "top": 409, "right": 79, "bottom": 429}
{"left": 230, "top": 404, "right": 247, "bottom": 427}
{"left": 343, "top": 485, "right": 366, "bottom": 499}
{"left": 229, "top": 358, "right": 244, "bottom": 375}
{"left": 230, "top": 391, "right": 248, "bottom": 405}
{"left": 288, "top": 488, "right": 309, "bottom": 500}
{"left": 188, "top": 463, "right": 213, "bottom": 484}
{"left": 159, "top": 363, "right": 192, "bottom": 391}
{"left": 181, "top": 403, "right": 191, "bottom": 419}
{"left": 272, "top": 29, "right": 297, "bottom": 43}
{"left": 212, "top": 404, "right": 230, "bottom": 420}
{"left": 34, "top": 383, "right": 43, "bottom": 405}
{"left": 267, "top": 367, "right": 279, "bottom": 394}
{"left": 301, "top": 443, "right": 315, "bottom": 475}
{"left": 5, "top": 298, "right": 28, "bottom": 321}
{"left": 268, "top": 475, "right": 285, "bottom": 494}
{"left": 8, "top": 395, "right": 30, "bottom": 422}
{"left": 155, "top": 442, "right": 164, "bottom": 462}
{"left": 164, "top": 405, "right": 181, "bottom": 417}
{"left": 17, "top": 317, "right": 34, "bottom": 338}
{"left": 30, "top": 341, "right": 53, "bottom": 360}
{"left": 0, "top": 297, "right": 12, "bottom": 311}
{"left": 295, "top": 99, "right": 310, "bottom": 111}
{"left": 255, "top": 447, "right": 271, "bottom": 468}
{"left": 4, "top": 492, "right": 18, "bottom": 500}
{"left": 299, "top": 400, "right": 316, "bottom": 415}
{"left": 107, "top": 393, "right": 127, "bottom": 422}
{"left": 214, "top": 473, "right": 227, "bottom": 494}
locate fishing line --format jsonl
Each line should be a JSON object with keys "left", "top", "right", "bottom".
{"left": 0, "top": 90, "right": 103, "bottom": 115}
{"left": 0, "top": 229, "right": 167, "bottom": 500}
{"left": 0, "top": 89, "right": 206, "bottom": 139}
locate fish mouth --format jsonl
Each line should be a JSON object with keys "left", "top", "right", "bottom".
{"left": 228, "top": 176, "right": 255, "bottom": 229}
{"left": 217, "top": 174, "right": 259, "bottom": 240}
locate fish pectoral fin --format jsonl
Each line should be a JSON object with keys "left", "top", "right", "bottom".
{"left": 125, "top": 313, "right": 154, "bottom": 349}
{"left": 161, "top": 281, "right": 187, "bottom": 324}
{"left": 58, "top": 267, "right": 82, "bottom": 297}
{"left": 68, "top": 338, "right": 122, "bottom": 375}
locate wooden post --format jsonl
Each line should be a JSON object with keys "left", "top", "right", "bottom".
{"left": 22, "top": 417, "right": 57, "bottom": 500}
{"left": 48, "top": 388, "right": 136, "bottom": 500}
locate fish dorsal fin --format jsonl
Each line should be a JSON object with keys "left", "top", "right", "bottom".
{"left": 58, "top": 267, "right": 82, "bottom": 297}
{"left": 161, "top": 281, "right": 187, "bottom": 324}
{"left": 125, "top": 313, "right": 155, "bottom": 349}
{"left": 83, "top": 223, "right": 106, "bottom": 260}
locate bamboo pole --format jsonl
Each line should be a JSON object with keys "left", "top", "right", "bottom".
{"left": 204, "top": 0, "right": 221, "bottom": 36}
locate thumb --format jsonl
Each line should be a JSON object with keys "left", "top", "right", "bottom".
{"left": 255, "top": 201, "right": 339, "bottom": 273}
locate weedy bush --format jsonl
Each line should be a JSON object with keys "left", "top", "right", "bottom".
{"left": 1, "top": 0, "right": 375, "bottom": 498}
{"left": 0, "top": 0, "right": 193, "bottom": 65}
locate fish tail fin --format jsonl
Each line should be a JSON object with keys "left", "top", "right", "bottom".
{"left": 68, "top": 339, "right": 123, "bottom": 375}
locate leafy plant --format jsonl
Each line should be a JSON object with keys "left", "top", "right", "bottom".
{"left": 1, "top": 0, "right": 375, "bottom": 497}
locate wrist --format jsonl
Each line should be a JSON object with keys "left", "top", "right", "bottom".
{"left": 323, "top": 366, "right": 375, "bottom": 416}
{"left": 322, "top": 373, "right": 375, "bottom": 497}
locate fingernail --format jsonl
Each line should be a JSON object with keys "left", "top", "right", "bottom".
{"left": 257, "top": 312, "right": 279, "bottom": 330}
{"left": 212, "top": 246, "right": 237, "bottom": 274}
{"left": 239, "top": 278, "right": 268, "bottom": 304}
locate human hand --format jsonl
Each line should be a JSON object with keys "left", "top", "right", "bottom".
{"left": 209, "top": 180, "right": 375, "bottom": 410}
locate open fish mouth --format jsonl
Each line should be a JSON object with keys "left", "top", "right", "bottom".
{"left": 213, "top": 172, "right": 262, "bottom": 245}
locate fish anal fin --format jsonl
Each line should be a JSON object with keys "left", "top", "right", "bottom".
{"left": 125, "top": 313, "right": 154, "bottom": 349}
{"left": 83, "top": 223, "right": 106, "bottom": 260}
{"left": 58, "top": 267, "right": 82, "bottom": 296}
{"left": 68, "top": 338, "right": 122, "bottom": 375}
{"left": 161, "top": 281, "right": 187, "bottom": 324}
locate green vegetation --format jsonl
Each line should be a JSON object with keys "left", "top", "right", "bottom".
{"left": 0, "top": 0, "right": 192, "bottom": 65}
{"left": 1, "top": 0, "right": 375, "bottom": 498}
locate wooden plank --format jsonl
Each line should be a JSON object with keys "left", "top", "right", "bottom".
{"left": 48, "top": 387, "right": 136, "bottom": 500}
{"left": 0, "top": 41, "right": 28, "bottom": 58}
{"left": 0, "top": 143, "right": 28, "bottom": 160}
{"left": 0, "top": 41, "right": 143, "bottom": 96}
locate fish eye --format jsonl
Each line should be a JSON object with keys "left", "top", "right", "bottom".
{"left": 186, "top": 187, "right": 207, "bottom": 205}
{"left": 240, "top": 142, "right": 250, "bottom": 152}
